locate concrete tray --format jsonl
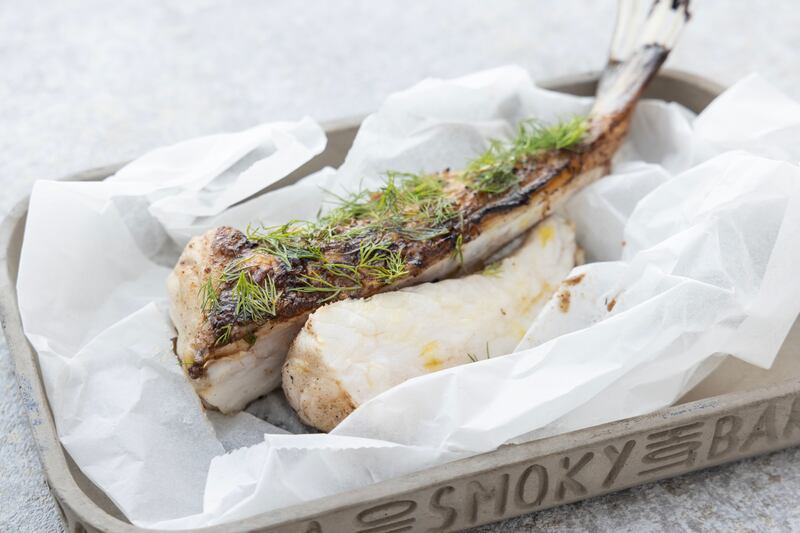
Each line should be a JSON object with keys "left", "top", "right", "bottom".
{"left": 4, "top": 70, "right": 799, "bottom": 533}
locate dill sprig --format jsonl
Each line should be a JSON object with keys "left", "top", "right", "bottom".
{"left": 376, "top": 248, "right": 408, "bottom": 283}
{"left": 465, "top": 342, "right": 492, "bottom": 364}
{"left": 481, "top": 260, "right": 503, "bottom": 277}
{"left": 464, "top": 116, "right": 587, "bottom": 195}
{"left": 452, "top": 234, "right": 464, "bottom": 267}
{"left": 216, "top": 324, "right": 233, "bottom": 346}
{"left": 246, "top": 221, "right": 323, "bottom": 266}
{"left": 289, "top": 239, "right": 409, "bottom": 302}
{"left": 316, "top": 171, "right": 456, "bottom": 241}
{"left": 231, "top": 271, "right": 280, "bottom": 321}
{"left": 290, "top": 271, "right": 362, "bottom": 303}
{"left": 199, "top": 276, "right": 220, "bottom": 313}
{"left": 357, "top": 240, "right": 408, "bottom": 284}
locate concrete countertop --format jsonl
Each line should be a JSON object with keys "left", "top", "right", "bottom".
{"left": 2, "top": 1, "right": 799, "bottom": 531}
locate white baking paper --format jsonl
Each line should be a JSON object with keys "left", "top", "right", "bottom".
{"left": 16, "top": 67, "right": 800, "bottom": 529}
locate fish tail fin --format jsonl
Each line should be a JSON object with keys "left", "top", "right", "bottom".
{"left": 591, "top": 0, "right": 691, "bottom": 119}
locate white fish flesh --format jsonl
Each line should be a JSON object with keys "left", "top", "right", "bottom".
{"left": 283, "top": 216, "right": 578, "bottom": 431}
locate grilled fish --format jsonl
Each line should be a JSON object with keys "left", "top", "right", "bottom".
{"left": 168, "top": 0, "right": 690, "bottom": 413}
{"left": 283, "top": 217, "right": 578, "bottom": 431}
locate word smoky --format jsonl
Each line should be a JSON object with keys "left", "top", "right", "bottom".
{"left": 311, "top": 395, "right": 800, "bottom": 533}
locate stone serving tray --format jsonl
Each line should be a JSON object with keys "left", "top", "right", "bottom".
{"left": 3, "top": 70, "right": 800, "bottom": 533}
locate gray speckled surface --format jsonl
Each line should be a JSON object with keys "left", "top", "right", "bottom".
{"left": 1, "top": 1, "right": 799, "bottom": 531}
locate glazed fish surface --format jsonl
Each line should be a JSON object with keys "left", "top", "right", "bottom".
{"left": 168, "top": 0, "right": 690, "bottom": 413}
{"left": 283, "top": 217, "right": 578, "bottom": 432}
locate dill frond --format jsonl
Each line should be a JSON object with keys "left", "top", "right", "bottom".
{"left": 356, "top": 239, "right": 391, "bottom": 267}
{"left": 464, "top": 138, "right": 520, "bottom": 194}
{"left": 452, "top": 234, "right": 464, "bottom": 267}
{"left": 317, "top": 187, "right": 372, "bottom": 227}
{"left": 379, "top": 249, "right": 409, "bottom": 284}
{"left": 357, "top": 240, "right": 409, "bottom": 284}
{"left": 215, "top": 324, "right": 233, "bottom": 346}
{"left": 318, "top": 262, "right": 362, "bottom": 285}
{"left": 398, "top": 225, "right": 449, "bottom": 241}
{"left": 465, "top": 116, "right": 588, "bottom": 195}
{"left": 231, "top": 271, "right": 280, "bottom": 321}
{"left": 423, "top": 196, "right": 458, "bottom": 225}
{"left": 481, "top": 260, "right": 503, "bottom": 277}
{"left": 246, "top": 221, "right": 323, "bottom": 266}
{"left": 464, "top": 344, "right": 490, "bottom": 363}
{"left": 317, "top": 170, "right": 456, "bottom": 243}
{"left": 290, "top": 272, "right": 361, "bottom": 303}
{"left": 199, "top": 276, "right": 221, "bottom": 313}
{"left": 521, "top": 116, "right": 588, "bottom": 151}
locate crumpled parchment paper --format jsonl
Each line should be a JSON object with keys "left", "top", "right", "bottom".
{"left": 16, "top": 66, "right": 800, "bottom": 528}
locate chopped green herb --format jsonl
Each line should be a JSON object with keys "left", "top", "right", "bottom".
{"left": 356, "top": 241, "right": 409, "bottom": 284}
{"left": 464, "top": 116, "right": 588, "bottom": 195}
{"left": 481, "top": 261, "right": 503, "bottom": 277}
{"left": 315, "top": 170, "right": 456, "bottom": 242}
{"left": 452, "top": 234, "right": 464, "bottom": 267}
{"left": 231, "top": 271, "right": 280, "bottom": 321}
{"left": 290, "top": 271, "right": 362, "bottom": 303}
{"left": 465, "top": 342, "right": 494, "bottom": 364}
{"left": 198, "top": 276, "right": 221, "bottom": 313}
{"left": 376, "top": 248, "right": 409, "bottom": 284}
{"left": 215, "top": 324, "right": 233, "bottom": 346}
{"left": 246, "top": 221, "right": 323, "bottom": 266}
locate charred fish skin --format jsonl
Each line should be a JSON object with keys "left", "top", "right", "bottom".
{"left": 167, "top": 0, "right": 691, "bottom": 412}
{"left": 283, "top": 216, "right": 579, "bottom": 432}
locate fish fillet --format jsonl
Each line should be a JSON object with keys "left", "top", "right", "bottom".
{"left": 167, "top": 0, "right": 691, "bottom": 413}
{"left": 283, "top": 217, "right": 578, "bottom": 431}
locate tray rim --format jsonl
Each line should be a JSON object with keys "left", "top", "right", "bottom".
{"left": 6, "top": 68, "right": 793, "bottom": 533}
